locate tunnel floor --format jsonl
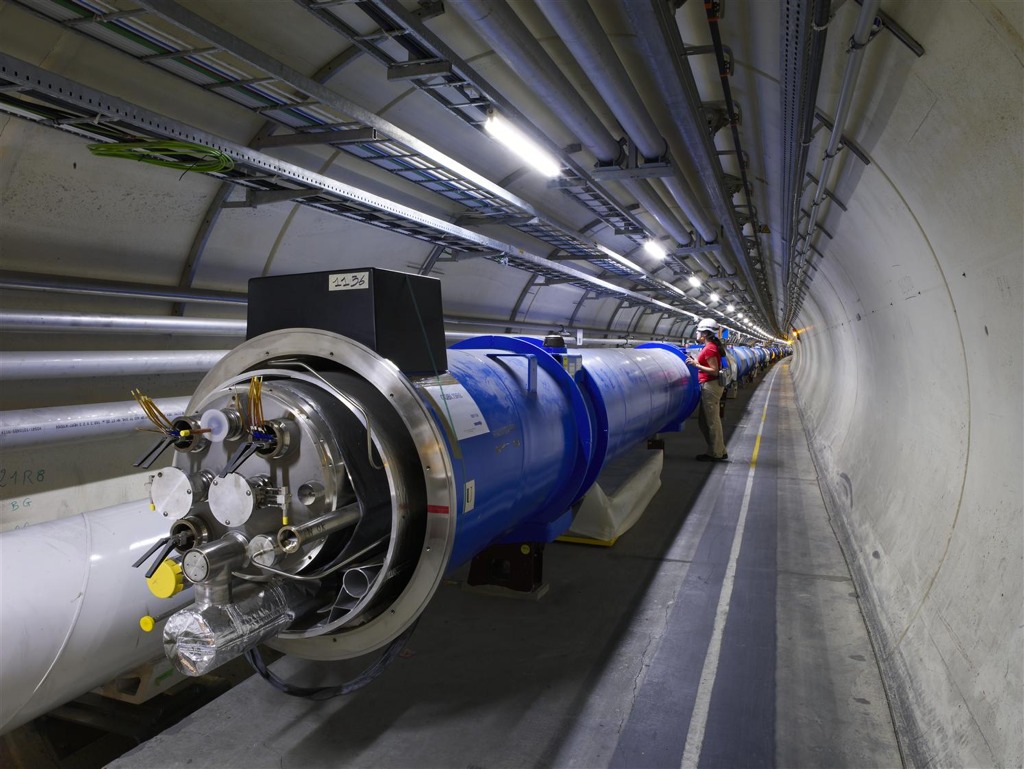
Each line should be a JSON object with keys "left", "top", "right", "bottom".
{"left": 111, "top": 362, "right": 902, "bottom": 769}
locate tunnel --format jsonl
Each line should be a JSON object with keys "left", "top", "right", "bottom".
{"left": 0, "top": 1, "right": 1020, "bottom": 768}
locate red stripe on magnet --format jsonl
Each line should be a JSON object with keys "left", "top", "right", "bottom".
{"left": 427, "top": 505, "right": 449, "bottom": 514}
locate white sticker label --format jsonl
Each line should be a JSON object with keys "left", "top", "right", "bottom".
{"left": 422, "top": 382, "right": 490, "bottom": 440}
{"left": 328, "top": 271, "right": 369, "bottom": 291}
{"left": 464, "top": 479, "right": 476, "bottom": 513}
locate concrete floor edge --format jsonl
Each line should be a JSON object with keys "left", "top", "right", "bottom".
{"left": 790, "top": 377, "right": 912, "bottom": 769}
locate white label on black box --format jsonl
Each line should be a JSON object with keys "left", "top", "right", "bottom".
{"left": 328, "top": 272, "right": 369, "bottom": 291}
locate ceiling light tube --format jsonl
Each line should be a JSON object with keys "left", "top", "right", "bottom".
{"left": 644, "top": 239, "right": 668, "bottom": 260}
{"left": 688, "top": 275, "right": 701, "bottom": 288}
{"left": 484, "top": 113, "right": 561, "bottom": 178}
{"left": 597, "top": 245, "right": 645, "bottom": 276}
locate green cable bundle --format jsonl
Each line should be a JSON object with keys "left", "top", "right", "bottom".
{"left": 87, "top": 140, "right": 234, "bottom": 173}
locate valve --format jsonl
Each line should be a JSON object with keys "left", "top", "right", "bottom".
{"left": 146, "top": 559, "right": 185, "bottom": 599}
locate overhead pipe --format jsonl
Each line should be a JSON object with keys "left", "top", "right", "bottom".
{"left": 703, "top": 3, "right": 770, "bottom": 285}
{"left": 0, "top": 270, "right": 246, "bottom": 305}
{"left": 0, "top": 300, "right": 675, "bottom": 348}
{"left": 779, "top": 0, "right": 832, "bottom": 296}
{"left": 0, "top": 501, "right": 193, "bottom": 734}
{"left": 533, "top": 0, "right": 722, "bottom": 263}
{"left": 0, "top": 310, "right": 246, "bottom": 337}
{"left": 448, "top": 0, "right": 707, "bottom": 253}
{"left": 616, "top": 0, "right": 771, "bottom": 322}
{"left": 0, "top": 351, "right": 228, "bottom": 380}
{"left": 800, "top": 1, "right": 880, "bottom": 265}
{"left": 0, "top": 397, "right": 190, "bottom": 449}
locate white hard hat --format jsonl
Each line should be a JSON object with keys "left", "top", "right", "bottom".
{"left": 696, "top": 318, "right": 719, "bottom": 333}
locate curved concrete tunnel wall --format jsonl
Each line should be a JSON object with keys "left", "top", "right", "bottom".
{"left": 790, "top": 4, "right": 1022, "bottom": 766}
{"left": 0, "top": 1, "right": 1019, "bottom": 766}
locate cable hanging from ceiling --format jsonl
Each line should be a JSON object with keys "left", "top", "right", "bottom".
{"left": 87, "top": 140, "right": 235, "bottom": 174}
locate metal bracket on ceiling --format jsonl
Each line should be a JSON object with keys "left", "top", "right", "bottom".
{"left": 703, "top": 100, "right": 740, "bottom": 136}
{"left": 798, "top": 215, "right": 831, "bottom": 241}
{"left": 590, "top": 138, "right": 673, "bottom": 181}
{"left": 454, "top": 213, "right": 536, "bottom": 227}
{"left": 798, "top": 211, "right": 833, "bottom": 241}
{"left": 141, "top": 46, "right": 218, "bottom": 62}
{"left": 803, "top": 172, "right": 849, "bottom": 211}
{"left": 205, "top": 77, "right": 276, "bottom": 91}
{"left": 251, "top": 127, "right": 379, "bottom": 148}
{"left": 853, "top": 0, "right": 925, "bottom": 57}
{"left": 717, "top": 148, "right": 749, "bottom": 167}
{"left": 222, "top": 188, "right": 324, "bottom": 208}
{"left": 673, "top": 242, "right": 723, "bottom": 256}
{"left": 683, "top": 44, "right": 734, "bottom": 76}
{"left": 721, "top": 173, "right": 744, "bottom": 197}
{"left": 387, "top": 57, "right": 453, "bottom": 81}
{"left": 813, "top": 110, "right": 871, "bottom": 165}
{"left": 64, "top": 8, "right": 146, "bottom": 26}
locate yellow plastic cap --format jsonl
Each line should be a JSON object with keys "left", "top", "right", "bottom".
{"left": 146, "top": 559, "right": 184, "bottom": 599}
{"left": 139, "top": 615, "right": 156, "bottom": 633}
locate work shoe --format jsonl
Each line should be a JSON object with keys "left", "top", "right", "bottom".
{"left": 696, "top": 453, "right": 730, "bottom": 462}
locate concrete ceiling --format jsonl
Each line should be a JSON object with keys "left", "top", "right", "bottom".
{"left": 0, "top": 3, "right": 1021, "bottom": 766}
{"left": 2, "top": 0, "right": 952, "bottom": 342}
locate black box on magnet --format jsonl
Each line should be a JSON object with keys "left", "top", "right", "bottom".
{"left": 246, "top": 268, "right": 447, "bottom": 375}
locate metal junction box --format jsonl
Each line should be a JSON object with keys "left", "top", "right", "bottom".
{"left": 246, "top": 268, "right": 447, "bottom": 375}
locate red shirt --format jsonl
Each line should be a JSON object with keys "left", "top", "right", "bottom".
{"left": 697, "top": 342, "right": 722, "bottom": 384}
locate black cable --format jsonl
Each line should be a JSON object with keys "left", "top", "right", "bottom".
{"left": 244, "top": 619, "right": 418, "bottom": 701}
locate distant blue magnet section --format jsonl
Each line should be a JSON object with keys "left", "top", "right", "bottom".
{"left": 418, "top": 338, "right": 701, "bottom": 568}
{"left": 434, "top": 338, "right": 593, "bottom": 568}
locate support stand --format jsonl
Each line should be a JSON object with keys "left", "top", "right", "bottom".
{"left": 466, "top": 542, "right": 548, "bottom": 599}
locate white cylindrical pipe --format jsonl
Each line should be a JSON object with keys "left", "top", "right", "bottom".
{"left": 0, "top": 310, "right": 246, "bottom": 337}
{"left": 0, "top": 500, "right": 191, "bottom": 734}
{"left": 0, "top": 351, "right": 228, "bottom": 380}
{"left": 0, "top": 397, "right": 191, "bottom": 449}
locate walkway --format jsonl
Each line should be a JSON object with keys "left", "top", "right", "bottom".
{"left": 114, "top": 362, "right": 902, "bottom": 769}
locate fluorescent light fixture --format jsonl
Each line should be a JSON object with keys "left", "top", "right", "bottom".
{"left": 597, "top": 244, "right": 645, "bottom": 275}
{"left": 662, "top": 280, "right": 688, "bottom": 298}
{"left": 484, "top": 113, "right": 561, "bottom": 178}
{"left": 688, "top": 275, "right": 701, "bottom": 287}
{"left": 726, "top": 304, "right": 735, "bottom": 312}
{"left": 709, "top": 292, "right": 720, "bottom": 302}
{"left": 738, "top": 313, "right": 745, "bottom": 319}
{"left": 644, "top": 240, "right": 667, "bottom": 259}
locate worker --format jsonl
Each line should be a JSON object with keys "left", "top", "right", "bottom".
{"left": 685, "top": 318, "right": 728, "bottom": 461}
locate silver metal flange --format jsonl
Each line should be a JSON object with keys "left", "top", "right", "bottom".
{"left": 185, "top": 328, "right": 457, "bottom": 659}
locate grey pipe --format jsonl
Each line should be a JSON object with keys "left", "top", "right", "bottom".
{"left": 449, "top": 0, "right": 701, "bottom": 250}
{"left": 278, "top": 506, "right": 361, "bottom": 554}
{"left": 0, "top": 310, "right": 246, "bottom": 336}
{"left": 803, "top": 0, "right": 879, "bottom": 257}
{"left": 0, "top": 351, "right": 228, "bottom": 380}
{"left": 534, "top": 0, "right": 718, "bottom": 246}
{"left": 679, "top": 249, "right": 721, "bottom": 276}
{"left": 0, "top": 270, "right": 246, "bottom": 305}
{"left": 0, "top": 397, "right": 191, "bottom": 449}
{"left": 617, "top": 0, "right": 761, "bottom": 301}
